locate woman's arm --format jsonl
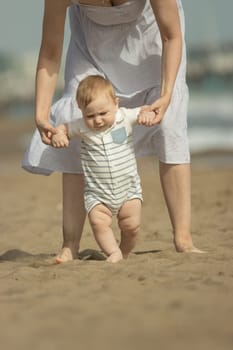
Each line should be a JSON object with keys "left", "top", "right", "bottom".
{"left": 149, "top": 0, "right": 182, "bottom": 123}
{"left": 35, "top": 0, "right": 71, "bottom": 144}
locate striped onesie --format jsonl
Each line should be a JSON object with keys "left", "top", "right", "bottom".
{"left": 68, "top": 107, "right": 143, "bottom": 215}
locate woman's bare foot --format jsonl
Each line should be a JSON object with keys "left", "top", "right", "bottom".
{"left": 174, "top": 237, "right": 205, "bottom": 253}
{"left": 106, "top": 249, "right": 123, "bottom": 263}
{"left": 55, "top": 247, "right": 78, "bottom": 263}
{"left": 176, "top": 245, "right": 205, "bottom": 253}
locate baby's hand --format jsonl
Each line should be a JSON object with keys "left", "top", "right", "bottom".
{"left": 51, "top": 124, "right": 69, "bottom": 148}
{"left": 137, "top": 105, "right": 156, "bottom": 127}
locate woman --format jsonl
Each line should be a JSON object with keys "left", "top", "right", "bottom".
{"left": 23, "top": 0, "right": 202, "bottom": 262}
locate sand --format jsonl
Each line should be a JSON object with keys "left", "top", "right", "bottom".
{"left": 0, "top": 117, "right": 233, "bottom": 350}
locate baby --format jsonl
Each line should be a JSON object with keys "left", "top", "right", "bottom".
{"left": 52, "top": 75, "right": 155, "bottom": 262}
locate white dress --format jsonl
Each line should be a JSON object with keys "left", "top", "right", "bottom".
{"left": 22, "top": 0, "right": 190, "bottom": 175}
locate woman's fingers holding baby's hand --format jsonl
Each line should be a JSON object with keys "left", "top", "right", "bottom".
{"left": 150, "top": 94, "right": 171, "bottom": 124}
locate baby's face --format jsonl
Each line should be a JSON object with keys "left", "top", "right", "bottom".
{"left": 82, "top": 94, "right": 118, "bottom": 131}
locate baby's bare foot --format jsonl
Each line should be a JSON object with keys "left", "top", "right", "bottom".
{"left": 55, "top": 247, "right": 77, "bottom": 263}
{"left": 106, "top": 249, "right": 123, "bottom": 263}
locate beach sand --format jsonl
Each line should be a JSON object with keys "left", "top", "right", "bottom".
{"left": 0, "top": 117, "right": 233, "bottom": 350}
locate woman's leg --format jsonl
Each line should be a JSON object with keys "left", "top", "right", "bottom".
{"left": 89, "top": 204, "right": 123, "bottom": 263}
{"left": 159, "top": 162, "right": 203, "bottom": 253}
{"left": 56, "top": 173, "right": 86, "bottom": 263}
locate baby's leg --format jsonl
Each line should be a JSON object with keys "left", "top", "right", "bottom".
{"left": 88, "top": 204, "right": 123, "bottom": 263}
{"left": 118, "top": 199, "right": 142, "bottom": 258}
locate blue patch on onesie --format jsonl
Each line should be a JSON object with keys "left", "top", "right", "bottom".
{"left": 111, "top": 127, "right": 127, "bottom": 144}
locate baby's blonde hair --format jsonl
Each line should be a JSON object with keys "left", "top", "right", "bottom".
{"left": 76, "top": 75, "right": 116, "bottom": 110}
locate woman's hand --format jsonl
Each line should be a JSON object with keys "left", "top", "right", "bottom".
{"left": 149, "top": 93, "right": 171, "bottom": 124}
{"left": 36, "top": 119, "right": 57, "bottom": 145}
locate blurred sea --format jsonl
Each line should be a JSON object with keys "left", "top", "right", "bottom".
{"left": 0, "top": 47, "right": 233, "bottom": 156}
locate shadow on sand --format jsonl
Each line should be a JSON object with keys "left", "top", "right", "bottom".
{"left": 0, "top": 248, "right": 162, "bottom": 265}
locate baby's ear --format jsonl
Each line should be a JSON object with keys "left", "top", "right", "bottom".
{"left": 115, "top": 97, "right": 119, "bottom": 107}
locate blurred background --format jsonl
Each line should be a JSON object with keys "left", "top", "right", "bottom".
{"left": 0, "top": 0, "right": 233, "bottom": 159}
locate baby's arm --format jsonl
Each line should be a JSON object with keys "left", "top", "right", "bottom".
{"left": 51, "top": 124, "right": 69, "bottom": 148}
{"left": 137, "top": 106, "right": 156, "bottom": 127}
